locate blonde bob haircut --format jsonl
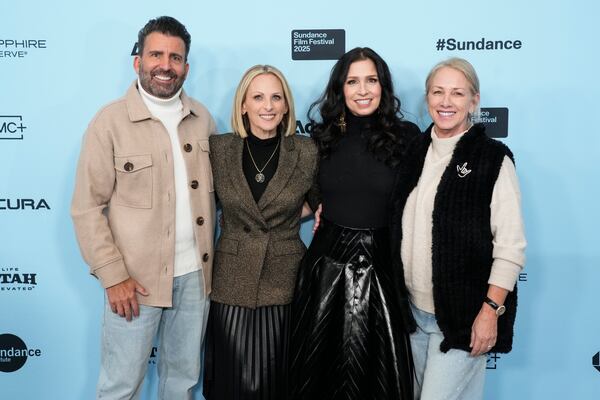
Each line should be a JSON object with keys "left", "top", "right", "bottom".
{"left": 231, "top": 65, "right": 296, "bottom": 138}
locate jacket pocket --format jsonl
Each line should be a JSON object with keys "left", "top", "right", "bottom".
{"left": 271, "top": 239, "right": 306, "bottom": 256}
{"left": 198, "top": 139, "right": 214, "bottom": 192}
{"left": 216, "top": 237, "right": 239, "bottom": 255}
{"left": 114, "top": 154, "right": 153, "bottom": 209}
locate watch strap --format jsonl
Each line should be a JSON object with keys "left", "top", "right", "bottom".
{"left": 484, "top": 296, "right": 505, "bottom": 316}
{"left": 484, "top": 296, "right": 501, "bottom": 310}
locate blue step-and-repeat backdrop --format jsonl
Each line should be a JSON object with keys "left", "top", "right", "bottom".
{"left": 2, "top": 1, "right": 599, "bottom": 399}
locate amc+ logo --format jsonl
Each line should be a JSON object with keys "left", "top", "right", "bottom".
{"left": 0, "top": 115, "right": 27, "bottom": 140}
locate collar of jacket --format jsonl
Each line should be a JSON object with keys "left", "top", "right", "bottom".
{"left": 124, "top": 80, "right": 202, "bottom": 122}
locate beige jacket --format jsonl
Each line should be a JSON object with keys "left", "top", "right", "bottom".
{"left": 71, "top": 81, "right": 216, "bottom": 307}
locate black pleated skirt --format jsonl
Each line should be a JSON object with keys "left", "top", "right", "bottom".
{"left": 203, "top": 301, "right": 290, "bottom": 400}
{"left": 290, "top": 218, "right": 414, "bottom": 400}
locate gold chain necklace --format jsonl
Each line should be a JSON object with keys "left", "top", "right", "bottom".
{"left": 245, "top": 136, "right": 280, "bottom": 183}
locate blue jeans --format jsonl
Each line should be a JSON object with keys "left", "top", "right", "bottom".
{"left": 96, "top": 270, "right": 210, "bottom": 400}
{"left": 410, "top": 304, "right": 486, "bottom": 400}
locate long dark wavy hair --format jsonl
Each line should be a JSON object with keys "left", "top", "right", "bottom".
{"left": 309, "top": 47, "right": 417, "bottom": 167}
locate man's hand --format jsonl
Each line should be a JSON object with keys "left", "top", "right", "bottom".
{"left": 106, "top": 278, "right": 148, "bottom": 321}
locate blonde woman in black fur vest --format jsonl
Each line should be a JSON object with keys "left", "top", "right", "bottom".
{"left": 390, "top": 58, "right": 526, "bottom": 400}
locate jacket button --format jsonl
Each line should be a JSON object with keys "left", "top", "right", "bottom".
{"left": 183, "top": 143, "right": 193, "bottom": 152}
{"left": 260, "top": 227, "right": 269, "bottom": 233}
{"left": 243, "top": 226, "right": 251, "bottom": 233}
{"left": 190, "top": 180, "right": 199, "bottom": 189}
{"left": 196, "top": 216, "right": 205, "bottom": 226}
{"left": 124, "top": 162, "right": 134, "bottom": 172}
{"left": 202, "top": 253, "right": 209, "bottom": 262}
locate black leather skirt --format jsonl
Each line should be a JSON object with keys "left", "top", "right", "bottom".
{"left": 203, "top": 301, "right": 290, "bottom": 400}
{"left": 290, "top": 218, "right": 414, "bottom": 400}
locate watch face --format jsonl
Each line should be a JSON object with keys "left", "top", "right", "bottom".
{"left": 497, "top": 305, "right": 506, "bottom": 316}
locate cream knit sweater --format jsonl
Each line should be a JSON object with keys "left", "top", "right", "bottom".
{"left": 401, "top": 127, "right": 526, "bottom": 313}
{"left": 139, "top": 81, "right": 200, "bottom": 277}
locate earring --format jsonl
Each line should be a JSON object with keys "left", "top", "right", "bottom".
{"left": 337, "top": 110, "right": 346, "bottom": 133}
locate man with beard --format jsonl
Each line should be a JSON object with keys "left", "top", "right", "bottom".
{"left": 71, "top": 16, "right": 216, "bottom": 399}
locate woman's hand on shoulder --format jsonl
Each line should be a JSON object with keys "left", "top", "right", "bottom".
{"left": 300, "top": 202, "right": 322, "bottom": 234}
{"left": 312, "top": 204, "right": 322, "bottom": 233}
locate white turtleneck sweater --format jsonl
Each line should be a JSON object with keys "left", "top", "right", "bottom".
{"left": 138, "top": 80, "right": 200, "bottom": 277}
{"left": 401, "top": 127, "right": 527, "bottom": 314}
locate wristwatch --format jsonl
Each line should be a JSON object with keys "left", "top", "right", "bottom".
{"left": 484, "top": 297, "right": 506, "bottom": 316}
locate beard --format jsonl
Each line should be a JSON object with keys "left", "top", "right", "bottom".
{"left": 138, "top": 62, "right": 186, "bottom": 99}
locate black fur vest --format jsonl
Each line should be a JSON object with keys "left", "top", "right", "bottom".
{"left": 391, "top": 123, "right": 517, "bottom": 353}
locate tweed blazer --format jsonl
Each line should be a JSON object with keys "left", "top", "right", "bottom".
{"left": 209, "top": 132, "right": 318, "bottom": 308}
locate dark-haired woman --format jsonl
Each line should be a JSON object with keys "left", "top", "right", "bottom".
{"left": 290, "top": 47, "right": 419, "bottom": 400}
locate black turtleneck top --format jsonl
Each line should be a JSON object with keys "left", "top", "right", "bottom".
{"left": 318, "top": 113, "right": 396, "bottom": 228}
{"left": 242, "top": 131, "right": 281, "bottom": 202}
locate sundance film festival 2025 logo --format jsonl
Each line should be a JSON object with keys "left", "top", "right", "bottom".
{"left": 0, "top": 115, "right": 27, "bottom": 140}
{"left": 0, "top": 334, "right": 41, "bottom": 373}
{"left": 476, "top": 107, "right": 509, "bottom": 138}
{"left": 291, "top": 30, "right": 345, "bottom": 60}
{"left": 1, "top": 266, "right": 38, "bottom": 292}
{"left": 0, "top": 39, "right": 47, "bottom": 59}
